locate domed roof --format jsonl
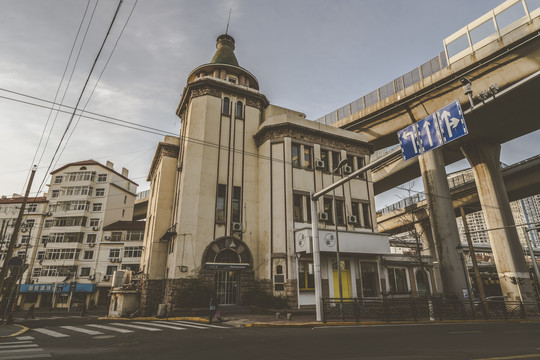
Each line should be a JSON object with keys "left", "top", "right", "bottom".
{"left": 210, "top": 34, "right": 239, "bottom": 67}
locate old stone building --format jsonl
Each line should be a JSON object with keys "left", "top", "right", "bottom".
{"left": 140, "top": 34, "right": 393, "bottom": 314}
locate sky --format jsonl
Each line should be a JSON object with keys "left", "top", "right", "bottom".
{"left": 1, "top": 0, "right": 538, "bottom": 210}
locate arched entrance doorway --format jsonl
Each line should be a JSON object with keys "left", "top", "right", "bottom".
{"left": 202, "top": 237, "right": 252, "bottom": 305}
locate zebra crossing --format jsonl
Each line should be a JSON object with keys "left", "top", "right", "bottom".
{"left": 29, "top": 320, "right": 230, "bottom": 339}
{"left": 0, "top": 337, "right": 50, "bottom": 360}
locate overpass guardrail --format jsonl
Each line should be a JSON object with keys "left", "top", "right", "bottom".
{"left": 315, "top": 0, "right": 540, "bottom": 127}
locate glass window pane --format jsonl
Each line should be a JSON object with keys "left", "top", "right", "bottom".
{"left": 496, "top": 2, "right": 526, "bottom": 30}
{"left": 303, "top": 146, "right": 313, "bottom": 170}
{"left": 526, "top": 0, "right": 540, "bottom": 12}
{"left": 470, "top": 19, "right": 496, "bottom": 45}
{"left": 361, "top": 262, "right": 378, "bottom": 297}
{"left": 293, "top": 194, "right": 303, "bottom": 222}
{"left": 439, "top": 51, "right": 448, "bottom": 68}
{"left": 411, "top": 68, "right": 421, "bottom": 84}
{"left": 446, "top": 33, "right": 470, "bottom": 59}
{"left": 291, "top": 143, "right": 300, "bottom": 168}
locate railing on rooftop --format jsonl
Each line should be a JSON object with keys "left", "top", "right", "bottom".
{"left": 315, "top": 0, "right": 540, "bottom": 127}
{"left": 136, "top": 190, "right": 150, "bottom": 201}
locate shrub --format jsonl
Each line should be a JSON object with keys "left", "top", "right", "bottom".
{"left": 175, "top": 278, "right": 214, "bottom": 308}
{"left": 242, "top": 287, "right": 288, "bottom": 309}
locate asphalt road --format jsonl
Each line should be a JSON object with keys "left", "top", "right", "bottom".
{"left": 3, "top": 319, "right": 540, "bottom": 360}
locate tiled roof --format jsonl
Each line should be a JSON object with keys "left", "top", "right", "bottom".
{"left": 103, "top": 220, "right": 146, "bottom": 231}
{"left": 0, "top": 196, "right": 48, "bottom": 204}
{"left": 51, "top": 160, "right": 138, "bottom": 186}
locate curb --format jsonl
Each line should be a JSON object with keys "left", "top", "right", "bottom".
{"left": 0, "top": 325, "right": 29, "bottom": 338}
{"left": 243, "top": 318, "right": 540, "bottom": 328}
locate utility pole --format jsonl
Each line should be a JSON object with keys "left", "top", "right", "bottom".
{"left": 0, "top": 165, "right": 37, "bottom": 300}
{"left": 460, "top": 207, "right": 487, "bottom": 304}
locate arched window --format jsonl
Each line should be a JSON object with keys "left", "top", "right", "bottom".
{"left": 235, "top": 101, "right": 243, "bottom": 119}
{"left": 222, "top": 97, "right": 230, "bottom": 115}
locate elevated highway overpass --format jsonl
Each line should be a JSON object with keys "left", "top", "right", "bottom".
{"left": 319, "top": 0, "right": 540, "bottom": 302}
{"left": 377, "top": 154, "right": 540, "bottom": 234}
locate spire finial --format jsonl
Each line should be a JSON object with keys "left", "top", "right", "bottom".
{"left": 225, "top": 8, "right": 232, "bottom": 35}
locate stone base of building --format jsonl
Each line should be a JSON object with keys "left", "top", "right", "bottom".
{"left": 139, "top": 276, "right": 165, "bottom": 316}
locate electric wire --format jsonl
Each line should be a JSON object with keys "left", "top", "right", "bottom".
{"left": 20, "top": 0, "right": 93, "bottom": 194}
{"left": 35, "top": 0, "right": 125, "bottom": 196}
{"left": 56, "top": 0, "right": 139, "bottom": 169}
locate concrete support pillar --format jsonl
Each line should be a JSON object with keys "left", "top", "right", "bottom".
{"left": 419, "top": 148, "right": 469, "bottom": 300}
{"left": 461, "top": 142, "right": 535, "bottom": 302}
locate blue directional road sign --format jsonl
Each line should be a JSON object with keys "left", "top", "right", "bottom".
{"left": 417, "top": 113, "right": 443, "bottom": 153}
{"left": 397, "top": 123, "right": 421, "bottom": 161}
{"left": 436, "top": 100, "right": 468, "bottom": 143}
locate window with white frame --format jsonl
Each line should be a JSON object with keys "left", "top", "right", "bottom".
{"left": 92, "top": 203, "right": 102, "bottom": 212}
{"left": 83, "top": 250, "right": 94, "bottom": 260}
{"left": 54, "top": 175, "right": 63, "bottom": 184}
{"left": 109, "top": 248, "right": 121, "bottom": 258}
{"left": 126, "top": 231, "right": 143, "bottom": 241}
{"left": 80, "top": 267, "right": 91, "bottom": 277}
{"left": 95, "top": 188, "right": 105, "bottom": 197}
{"left": 106, "top": 265, "right": 117, "bottom": 276}
{"left": 387, "top": 267, "right": 409, "bottom": 294}
{"left": 111, "top": 232, "right": 122, "bottom": 241}
{"left": 124, "top": 246, "right": 142, "bottom": 258}
{"left": 86, "top": 234, "right": 97, "bottom": 244}
{"left": 26, "top": 204, "right": 38, "bottom": 212}
{"left": 89, "top": 218, "right": 100, "bottom": 227}
{"left": 97, "top": 174, "right": 107, "bottom": 182}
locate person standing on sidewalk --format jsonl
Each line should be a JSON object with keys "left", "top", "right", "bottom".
{"left": 209, "top": 296, "right": 217, "bottom": 323}
{"left": 25, "top": 304, "right": 35, "bottom": 320}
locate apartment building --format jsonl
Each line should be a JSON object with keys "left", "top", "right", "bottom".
{"left": 0, "top": 160, "right": 141, "bottom": 309}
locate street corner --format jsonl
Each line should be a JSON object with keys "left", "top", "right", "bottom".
{"left": 0, "top": 324, "right": 29, "bottom": 338}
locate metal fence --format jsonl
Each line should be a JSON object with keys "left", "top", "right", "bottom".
{"left": 321, "top": 298, "right": 540, "bottom": 322}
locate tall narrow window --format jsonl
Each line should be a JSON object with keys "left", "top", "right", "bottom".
{"left": 231, "top": 186, "right": 241, "bottom": 223}
{"left": 362, "top": 203, "right": 372, "bottom": 229}
{"left": 222, "top": 97, "right": 230, "bottom": 115}
{"left": 303, "top": 146, "right": 313, "bottom": 170}
{"left": 216, "top": 184, "right": 227, "bottom": 224}
{"left": 293, "top": 194, "right": 303, "bottom": 222}
{"left": 320, "top": 150, "right": 329, "bottom": 172}
{"left": 357, "top": 156, "right": 366, "bottom": 179}
{"left": 235, "top": 101, "right": 243, "bottom": 119}
{"left": 336, "top": 199, "right": 345, "bottom": 226}
{"left": 323, "top": 198, "right": 333, "bottom": 224}
{"left": 347, "top": 155, "right": 355, "bottom": 170}
{"left": 331, "top": 151, "right": 341, "bottom": 173}
{"left": 291, "top": 143, "right": 301, "bottom": 168}
{"left": 361, "top": 262, "right": 378, "bottom": 297}
{"left": 351, "top": 201, "right": 360, "bottom": 227}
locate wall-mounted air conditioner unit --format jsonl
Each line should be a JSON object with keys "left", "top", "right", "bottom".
{"left": 14, "top": 244, "right": 21, "bottom": 248}
{"left": 45, "top": 212, "right": 52, "bottom": 216}
{"left": 347, "top": 215, "right": 358, "bottom": 224}
{"left": 315, "top": 160, "right": 325, "bottom": 170}
{"left": 104, "top": 235, "right": 111, "bottom": 240}
{"left": 103, "top": 275, "right": 110, "bottom": 281}
{"left": 319, "top": 212, "right": 329, "bottom": 221}
{"left": 89, "top": 243, "right": 95, "bottom": 247}
{"left": 92, "top": 226, "right": 100, "bottom": 231}
{"left": 343, "top": 165, "right": 353, "bottom": 174}
{"left": 231, "top": 222, "right": 242, "bottom": 232}
{"left": 88, "top": 275, "right": 95, "bottom": 280}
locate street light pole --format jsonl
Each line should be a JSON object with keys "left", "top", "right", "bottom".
{"left": 310, "top": 147, "right": 401, "bottom": 322}
{"left": 331, "top": 159, "right": 348, "bottom": 319}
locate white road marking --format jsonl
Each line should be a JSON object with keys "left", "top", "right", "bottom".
{"left": 0, "top": 347, "right": 42, "bottom": 355}
{"left": 110, "top": 323, "right": 162, "bottom": 331}
{"left": 0, "top": 354, "right": 51, "bottom": 360}
{"left": 59, "top": 326, "right": 103, "bottom": 336}
{"left": 0, "top": 341, "right": 32, "bottom": 346}
{"left": 15, "top": 336, "right": 34, "bottom": 340}
{"left": 0, "top": 344, "right": 38, "bottom": 350}
{"left": 87, "top": 324, "right": 134, "bottom": 333}
{"left": 169, "top": 321, "right": 209, "bottom": 329}
{"left": 449, "top": 330, "right": 483, "bottom": 334}
{"left": 32, "top": 328, "right": 69, "bottom": 338}
{"left": 136, "top": 322, "right": 186, "bottom": 330}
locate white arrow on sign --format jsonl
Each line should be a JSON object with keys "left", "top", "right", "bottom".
{"left": 404, "top": 131, "right": 418, "bottom": 154}
{"left": 422, "top": 121, "right": 433, "bottom": 147}
{"left": 439, "top": 110, "right": 460, "bottom": 138}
